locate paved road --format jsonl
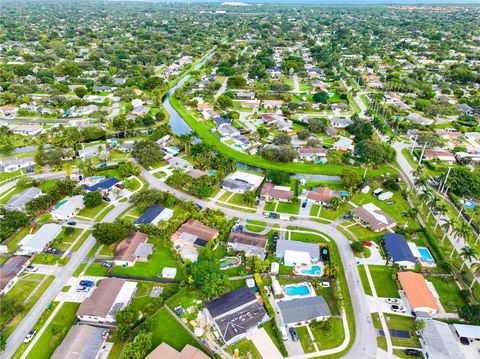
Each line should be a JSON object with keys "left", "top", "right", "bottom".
{"left": 142, "top": 169, "right": 377, "bottom": 358}
{"left": 3, "top": 235, "right": 96, "bottom": 358}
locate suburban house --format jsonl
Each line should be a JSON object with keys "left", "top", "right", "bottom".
{"left": 297, "top": 147, "right": 327, "bottom": 162}
{"left": 221, "top": 171, "right": 264, "bottom": 194}
{"left": 83, "top": 177, "right": 120, "bottom": 193}
{"left": 76, "top": 278, "right": 137, "bottom": 325}
{"left": 351, "top": 203, "right": 397, "bottom": 232}
{"left": 217, "top": 123, "right": 241, "bottom": 139}
{"left": 146, "top": 343, "right": 209, "bottom": 359}
{"left": 383, "top": 233, "right": 417, "bottom": 269}
{"left": 332, "top": 137, "right": 354, "bottom": 152}
{"left": 276, "top": 240, "right": 320, "bottom": 266}
{"left": 197, "top": 103, "right": 214, "bottom": 112}
{"left": 52, "top": 325, "right": 108, "bottom": 359}
{"left": 278, "top": 296, "right": 331, "bottom": 326}
{"left": 330, "top": 117, "right": 353, "bottom": 129}
{"left": 12, "top": 124, "right": 43, "bottom": 136}
{"left": 262, "top": 100, "right": 284, "bottom": 109}
{"left": 17, "top": 223, "right": 63, "bottom": 255}
{"left": 204, "top": 286, "right": 269, "bottom": 344}
{"left": 114, "top": 232, "right": 153, "bottom": 267}
{"left": 235, "top": 91, "right": 255, "bottom": 100}
{"left": 240, "top": 100, "right": 260, "bottom": 109}
{"left": 424, "top": 150, "right": 456, "bottom": 164}
{"left": 260, "top": 182, "right": 294, "bottom": 202}
{"left": 51, "top": 195, "right": 85, "bottom": 221}
{"left": 78, "top": 144, "right": 107, "bottom": 161}
{"left": 168, "top": 157, "right": 193, "bottom": 172}
{"left": 398, "top": 272, "right": 439, "bottom": 315}
{"left": 304, "top": 187, "right": 340, "bottom": 205}
{"left": 171, "top": 219, "right": 219, "bottom": 262}
{"left": 420, "top": 320, "right": 465, "bottom": 359}
{"left": 227, "top": 231, "right": 268, "bottom": 259}
{"left": 453, "top": 323, "right": 480, "bottom": 344}
{"left": 135, "top": 205, "right": 174, "bottom": 226}
{"left": 5, "top": 187, "right": 42, "bottom": 211}
{"left": 0, "top": 256, "right": 30, "bottom": 294}
{"left": 0, "top": 156, "right": 35, "bottom": 173}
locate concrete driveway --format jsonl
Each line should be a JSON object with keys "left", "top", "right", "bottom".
{"left": 248, "top": 328, "right": 283, "bottom": 359}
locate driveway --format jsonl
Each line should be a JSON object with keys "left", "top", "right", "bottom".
{"left": 248, "top": 328, "right": 283, "bottom": 359}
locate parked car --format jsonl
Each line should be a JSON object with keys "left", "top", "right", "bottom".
{"left": 76, "top": 286, "right": 90, "bottom": 292}
{"left": 386, "top": 298, "right": 400, "bottom": 304}
{"left": 289, "top": 327, "right": 299, "bottom": 341}
{"left": 79, "top": 280, "right": 95, "bottom": 287}
{"left": 24, "top": 330, "right": 36, "bottom": 343}
{"left": 67, "top": 221, "right": 77, "bottom": 226}
{"left": 459, "top": 337, "right": 470, "bottom": 345}
{"left": 269, "top": 212, "right": 279, "bottom": 219}
{"left": 301, "top": 201, "right": 307, "bottom": 208}
{"left": 115, "top": 183, "right": 125, "bottom": 190}
{"left": 342, "top": 214, "right": 353, "bottom": 220}
{"left": 405, "top": 348, "right": 422, "bottom": 356}
{"left": 194, "top": 203, "right": 203, "bottom": 210}
{"left": 103, "top": 261, "right": 113, "bottom": 268}
{"left": 280, "top": 327, "right": 289, "bottom": 341}
{"left": 25, "top": 265, "right": 38, "bottom": 272}
{"left": 102, "top": 196, "right": 111, "bottom": 202}
{"left": 273, "top": 232, "right": 279, "bottom": 241}
{"left": 391, "top": 305, "right": 406, "bottom": 313}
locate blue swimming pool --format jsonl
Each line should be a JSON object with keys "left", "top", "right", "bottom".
{"left": 208, "top": 170, "right": 217, "bottom": 175}
{"left": 464, "top": 200, "right": 477, "bottom": 210}
{"left": 285, "top": 284, "right": 311, "bottom": 296}
{"left": 301, "top": 265, "right": 322, "bottom": 276}
{"left": 418, "top": 246, "right": 435, "bottom": 262}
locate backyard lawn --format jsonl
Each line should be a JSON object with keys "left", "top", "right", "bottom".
{"left": 149, "top": 307, "right": 204, "bottom": 354}
{"left": 429, "top": 276, "right": 466, "bottom": 312}
{"left": 226, "top": 338, "right": 262, "bottom": 359}
{"left": 368, "top": 265, "right": 400, "bottom": 298}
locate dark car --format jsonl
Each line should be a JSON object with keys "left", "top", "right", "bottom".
{"left": 79, "top": 280, "right": 95, "bottom": 287}
{"left": 67, "top": 221, "right": 77, "bottom": 226}
{"left": 301, "top": 201, "right": 307, "bottom": 208}
{"left": 405, "top": 349, "right": 422, "bottom": 356}
{"left": 289, "top": 327, "right": 299, "bottom": 341}
{"left": 115, "top": 183, "right": 125, "bottom": 190}
{"left": 102, "top": 196, "right": 111, "bottom": 202}
{"left": 103, "top": 261, "right": 113, "bottom": 268}
{"left": 459, "top": 337, "right": 470, "bottom": 345}
{"left": 194, "top": 203, "right": 203, "bottom": 210}
{"left": 273, "top": 232, "right": 279, "bottom": 241}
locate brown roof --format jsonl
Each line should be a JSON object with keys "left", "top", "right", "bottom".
{"left": 398, "top": 272, "right": 439, "bottom": 312}
{"left": 228, "top": 232, "right": 268, "bottom": 249}
{"left": 307, "top": 187, "right": 335, "bottom": 203}
{"left": 424, "top": 150, "right": 455, "bottom": 160}
{"left": 260, "top": 182, "right": 294, "bottom": 201}
{"left": 114, "top": 232, "right": 148, "bottom": 262}
{"left": 351, "top": 204, "right": 396, "bottom": 231}
{"left": 146, "top": 343, "right": 209, "bottom": 359}
{"left": 77, "top": 278, "right": 125, "bottom": 317}
{"left": 297, "top": 147, "right": 327, "bottom": 155}
{"left": 180, "top": 220, "right": 219, "bottom": 242}
{"left": 0, "top": 256, "right": 29, "bottom": 290}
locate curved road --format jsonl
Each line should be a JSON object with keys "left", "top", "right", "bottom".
{"left": 142, "top": 169, "right": 377, "bottom": 359}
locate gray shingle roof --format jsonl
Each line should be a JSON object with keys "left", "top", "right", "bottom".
{"left": 278, "top": 296, "right": 331, "bottom": 324}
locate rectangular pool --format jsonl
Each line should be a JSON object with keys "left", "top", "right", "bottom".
{"left": 284, "top": 284, "right": 311, "bottom": 296}
{"left": 418, "top": 246, "right": 435, "bottom": 262}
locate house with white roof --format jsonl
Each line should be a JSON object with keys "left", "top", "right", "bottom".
{"left": 17, "top": 223, "right": 62, "bottom": 255}
{"left": 332, "top": 137, "right": 354, "bottom": 152}
{"left": 276, "top": 240, "right": 320, "bottom": 266}
{"left": 51, "top": 195, "right": 85, "bottom": 221}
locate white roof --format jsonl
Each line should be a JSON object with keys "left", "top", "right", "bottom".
{"left": 51, "top": 195, "right": 84, "bottom": 217}
{"left": 271, "top": 276, "right": 282, "bottom": 296}
{"left": 162, "top": 267, "right": 177, "bottom": 278}
{"left": 226, "top": 171, "right": 265, "bottom": 189}
{"left": 18, "top": 223, "right": 62, "bottom": 253}
{"left": 363, "top": 203, "right": 391, "bottom": 225}
{"left": 284, "top": 249, "right": 311, "bottom": 265}
{"left": 453, "top": 323, "right": 480, "bottom": 339}
{"left": 408, "top": 242, "right": 421, "bottom": 258}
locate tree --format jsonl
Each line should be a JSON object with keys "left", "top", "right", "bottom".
{"left": 227, "top": 75, "right": 246, "bottom": 88}
{"left": 83, "top": 191, "right": 102, "bottom": 208}
{"left": 242, "top": 190, "right": 256, "bottom": 206}
{"left": 413, "top": 319, "right": 425, "bottom": 333}
{"left": 460, "top": 304, "right": 480, "bottom": 324}
{"left": 245, "top": 255, "right": 270, "bottom": 272}
{"left": 265, "top": 170, "right": 290, "bottom": 185}
{"left": 121, "top": 331, "right": 152, "bottom": 359}
{"left": 307, "top": 118, "right": 325, "bottom": 133}
{"left": 350, "top": 240, "right": 364, "bottom": 253}
{"left": 0, "top": 335, "right": 5, "bottom": 352}
{"left": 297, "top": 130, "right": 311, "bottom": 140}
{"left": 257, "top": 126, "right": 269, "bottom": 138}
{"left": 74, "top": 86, "right": 87, "bottom": 98}
{"left": 346, "top": 119, "right": 374, "bottom": 142}
{"left": 217, "top": 95, "right": 233, "bottom": 109}
{"left": 131, "top": 141, "right": 163, "bottom": 168}
{"left": 460, "top": 246, "right": 477, "bottom": 271}
{"left": 441, "top": 218, "right": 456, "bottom": 246}
{"left": 115, "top": 305, "right": 139, "bottom": 341}
{"left": 273, "top": 134, "right": 291, "bottom": 146}
{"left": 191, "top": 260, "right": 231, "bottom": 297}
{"left": 341, "top": 169, "right": 363, "bottom": 191}
{"left": 451, "top": 223, "right": 472, "bottom": 258}
{"left": 118, "top": 161, "right": 141, "bottom": 178}
{"left": 313, "top": 91, "right": 329, "bottom": 104}
{"left": 92, "top": 221, "right": 132, "bottom": 245}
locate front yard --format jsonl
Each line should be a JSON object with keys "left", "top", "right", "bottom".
{"left": 368, "top": 265, "right": 400, "bottom": 298}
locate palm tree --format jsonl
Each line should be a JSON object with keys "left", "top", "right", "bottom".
{"left": 426, "top": 195, "right": 440, "bottom": 221}
{"left": 469, "top": 263, "right": 480, "bottom": 290}
{"left": 460, "top": 246, "right": 477, "bottom": 272}
{"left": 440, "top": 218, "right": 456, "bottom": 246}
{"left": 434, "top": 203, "right": 448, "bottom": 231}
{"left": 418, "top": 189, "right": 432, "bottom": 211}
{"left": 410, "top": 166, "right": 424, "bottom": 181}
{"left": 402, "top": 208, "right": 419, "bottom": 220}
{"left": 413, "top": 177, "right": 428, "bottom": 198}
{"left": 451, "top": 223, "right": 472, "bottom": 258}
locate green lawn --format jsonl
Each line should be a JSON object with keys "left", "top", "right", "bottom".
{"left": 5, "top": 226, "right": 30, "bottom": 253}
{"left": 429, "top": 276, "right": 466, "bottom": 313}
{"left": 225, "top": 338, "right": 262, "bottom": 359}
{"left": 84, "top": 262, "right": 110, "bottom": 276}
{"left": 0, "top": 185, "right": 28, "bottom": 204}
{"left": 368, "top": 265, "right": 400, "bottom": 298}
{"left": 32, "top": 253, "right": 69, "bottom": 266}
{"left": 110, "top": 240, "right": 184, "bottom": 280}
{"left": 76, "top": 201, "right": 109, "bottom": 219}
{"left": 148, "top": 307, "right": 204, "bottom": 354}
{"left": 277, "top": 201, "right": 300, "bottom": 214}
{"left": 384, "top": 314, "right": 421, "bottom": 348}
{"left": 310, "top": 318, "right": 345, "bottom": 350}
{"left": 245, "top": 220, "right": 267, "bottom": 232}
{"left": 358, "top": 265, "right": 373, "bottom": 296}
{"left": 296, "top": 325, "right": 315, "bottom": 353}
{"left": 263, "top": 320, "right": 286, "bottom": 356}
{"left": 23, "top": 302, "right": 80, "bottom": 359}
{"left": 264, "top": 202, "right": 277, "bottom": 212}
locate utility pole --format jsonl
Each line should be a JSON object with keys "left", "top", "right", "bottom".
{"left": 410, "top": 135, "right": 417, "bottom": 155}
{"left": 418, "top": 141, "right": 427, "bottom": 166}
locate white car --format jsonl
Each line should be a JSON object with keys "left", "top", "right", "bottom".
{"left": 391, "top": 305, "right": 406, "bottom": 313}
{"left": 25, "top": 265, "right": 38, "bottom": 273}
{"left": 386, "top": 298, "right": 400, "bottom": 304}
{"left": 24, "top": 330, "right": 36, "bottom": 343}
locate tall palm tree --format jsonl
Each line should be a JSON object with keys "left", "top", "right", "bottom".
{"left": 434, "top": 203, "right": 448, "bottom": 231}
{"left": 451, "top": 223, "right": 472, "bottom": 258}
{"left": 411, "top": 166, "right": 424, "bottom": 181}
{"left": 440, "top": 218, "right": 456, "bottom": 246}
{"left": 426, "top": 195, "right": 440, "bottom": 221}
{"left": 469, "top": 263, "right": 480, "bottom": 290}
{"left": 460, "top": 246, "right": 477, "bottom": 272}
{"left": 413, "top": 177, "right": 428, "bottom": 199}
{"left": 418, "top": 189, "right": 432, "bottom": 211}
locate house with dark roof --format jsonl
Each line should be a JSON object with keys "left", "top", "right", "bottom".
{"left": 278, "top": 296, "right": 331, "bottom": 326}
{"left": 77, "top": 278, "right": 137, "bottom": 325}
{"left": 5, "top": 187, "right": 42, "bottom": 211}
{"left": 227, "top": 231, "right": 268, "bottom": 259}
{"left": 52, "top": 325, "right": 107, "bottom": 359}
{"left": 384, "top": 233, "right": 416, "bottom": 269}
{"left": 0, "top": 256, "right": 30, "bottom": 294}
{"left": 204, "top": 286, "right": 269, "bottom": 344}
{"left": 135, "top": 205, "right": 174, "bottom": 226}
{"left": 171, "top": 220, "right": 219, "bottom": 262}
{"left": 83, "top": 177, "right": 119, "bottom": 192}
{"left": 114, "top": 232, "right": 152, "bottom": 267}
{"left": 421, "top": 320, "right": 465, "bottom": 359}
